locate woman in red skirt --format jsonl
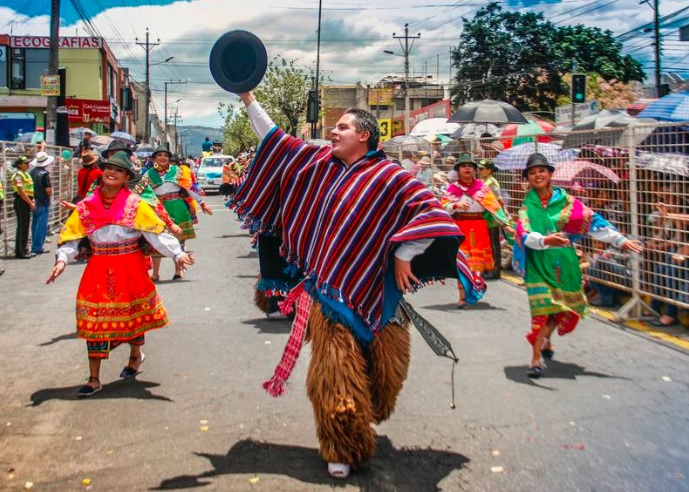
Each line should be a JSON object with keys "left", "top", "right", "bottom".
{"left": 46, "top": 152, "right": 194, "bottom": 396}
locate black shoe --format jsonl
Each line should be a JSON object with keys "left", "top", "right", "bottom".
{"left": 120, "top": 353, "right": 145, "bottom": 378}
{"left": 0, "top": 269, "right": 5, "bottom": 276}
{"left": 35, "top": 249, "right": 50, "bottom": 254}
{"left": 77, "top": 377, "right": 102, "bottom": 397}
{"left": 541, "top": 348, "right": 555, "bottom": 360}
{"left": 527, "top": 365, "right": 543, "bottom": 378}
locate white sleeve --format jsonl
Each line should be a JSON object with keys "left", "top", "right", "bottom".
{"left": 143, "top": 231, "right": 184, "bottom": 260}
{"left": 185, "top": 186, "right": 205, "bottom": 204}
{"left": 524, "top": 232, "right": 549, "bottom": 250}
{"left": 394, "top": 238, "right": 434, "bottom": 261}
{"left": 589, "top": 228, "right": 628, "bottom": 248}
{"left": 55, "top": 239, "right": 80, "bottom": 264}
{"left": 246, "top": 101, "right": 277, "bottom": 140}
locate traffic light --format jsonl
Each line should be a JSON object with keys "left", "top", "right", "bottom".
{"left": 306, "top": 90, "right": 319, "bottom": 123}
{"left": 571, "top": 74, "right": 586, "bottom": 103}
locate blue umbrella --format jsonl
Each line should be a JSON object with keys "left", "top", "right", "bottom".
{"left": 637, "top": 91, "right": 689, "bottom": 122}
{"left": 493, "top": 142, "right": 578, "bottom": 170}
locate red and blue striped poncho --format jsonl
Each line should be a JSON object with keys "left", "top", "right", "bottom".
{"left": 232, "top": 127, "right": 468, "bottom": 334}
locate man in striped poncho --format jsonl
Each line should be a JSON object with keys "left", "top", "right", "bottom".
{"left": 232, "top": 92, "right": 484, "bottom": 479}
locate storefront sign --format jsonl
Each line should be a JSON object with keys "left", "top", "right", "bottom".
{"left": 378, "top": 118, "right": 392, "bottom": 142}
{"left": 368, "top": 88, "right": 394, "bottom": 106}
{"left": 10, "top": 36, "right": 103, "bottom": 49}
{"left": 66, "top": 98, "right": 111, "bottom": 123}
{"left": 41, "top": 75, "right": 60, "bottom": 96}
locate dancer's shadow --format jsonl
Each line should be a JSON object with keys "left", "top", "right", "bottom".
{"left": 29, "top": 379, "right": 173, "bottom": 407}
{"left": 217, "top": 233, "right": 252, "bottom": 239}
{"left": 241, "top": 318, "right": 292, "bottom": 334}
{"left": 235, "top": 274, "right": 259, "bottom": 279}
{"left": 504, "top": 360, "right": 628, "bottom": 390}
{"left": 38, "top": 332, "right": 77, "bottom": 346}
{"left": 237, "top": 252, "right": 258, "bottom": 259}
{"left": 423, "top": 301, "right": 506, "bottom": 312}
{"left": 153, "top": 436, "right": 469, "bottom": 491}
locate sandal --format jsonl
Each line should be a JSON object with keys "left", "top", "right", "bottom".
{"left": 78, "top": 376, "right": 102, "bottom": 397}
{"left": 457, "top": 301, "right": 468, "bottom": 310}
{"left": 120, "top": 353, "right": 145, "bottom": 378}
{"left": 527, "top": 360, "right": 543, "bottom": 379}
{"left": 327, "top": 462, "right": 351, "bottom": 479}
{"left": 150, "top": 274, "right": 160, "bottom": 282}
{"left": 541, "top": 339, "right": 554, "bottom": 360}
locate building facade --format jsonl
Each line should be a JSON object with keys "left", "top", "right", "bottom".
{"left": 0, "top": 34, "right": 137, "bottom": 142}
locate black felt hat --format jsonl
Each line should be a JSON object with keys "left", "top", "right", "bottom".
{"left": 209, "top": 30, "right": 268, "bottom": 94}
{"left": 522, "top": 152, "right": 555, "bottom": 177}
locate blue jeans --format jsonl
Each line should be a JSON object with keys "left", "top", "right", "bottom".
{"left": 31, "top": 204, "right": 49, "bottom": 254}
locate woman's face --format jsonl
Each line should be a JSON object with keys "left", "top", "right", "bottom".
{"left": 155, "top": 152, "right": 170, "bottom": 168}
{"left": 458, "top": 162, "right": 475, "bottom": 181}
{"left": 101, "top": 164, "right": 129, "bottom": 188}
{"left": 527, "top": 166, "right": 552, "bottom": 191}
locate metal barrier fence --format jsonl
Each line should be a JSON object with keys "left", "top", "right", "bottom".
{"left": 387, "top": 121, "right": 689, "bottom": 321}
{"left": 0, "top": 141, "right": 76, "bottom": 257}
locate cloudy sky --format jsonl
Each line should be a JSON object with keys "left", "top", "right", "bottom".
{"left": 1, "top": 0, "right": 687, "bottom": 128}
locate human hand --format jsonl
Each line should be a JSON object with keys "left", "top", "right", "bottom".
{"left": 60, "top": 200, "right": 77, "bottom": 210}
{"left": 201, "top": 202, "right": 214, "bottom": 215}
{"left": 454, "top": 201, "right": 470, "bottom": 212}
{"left": 655, "top": 202, "right": 668, "bottom": 216}
{"left": 394, "top": 257, "right": 420, "bottom": 294}
{"left": 176, "top": 252, "right": 195, "bottom": 269}
{"left": 29, "top": 200, "right": 36, "bottom": 211}
{"left": 169, "top": 223, "right": 183, "bottom": 236}
{"left": 671, "top": 253, "right": 686, "bottom": 263}
{"left": 621, "top": 239, "right": 643, "bottom": 254}
{"left": 46, "top": 261, "right": 66, "bottom": 284}
{"left": 544, "top": 232, "right": 570, "bottom": 247}
{"left": 238, "top": 92, "right": 255, "bottom": 106}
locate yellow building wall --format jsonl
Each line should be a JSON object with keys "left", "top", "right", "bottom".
{"left": 60, "top": 48, "right": 103, "bottom": 100}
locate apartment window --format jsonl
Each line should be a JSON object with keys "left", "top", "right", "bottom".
{"left": 0, "top": 45, "right": 7, "bottom": 88}
{"left": 25, "top": 49, "right": 49, "bottom": 89}
{"left": 11, "top": 48, "right": 25, "bottom": 89}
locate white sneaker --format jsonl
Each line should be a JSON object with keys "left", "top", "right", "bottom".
{"left": 327, "top": 462, "right": 350, "bottom": 478}
{"left": 266, "top": 311, "right": 289, "bottom": 320}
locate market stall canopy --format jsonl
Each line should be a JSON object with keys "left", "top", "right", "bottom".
{"left": 637, "top": 91, "right": 689, "bottom": 122}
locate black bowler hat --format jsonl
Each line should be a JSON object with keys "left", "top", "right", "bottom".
{"left": 209, "top": 30, "right": 268, "bottom": 94}
{"left": 522, "top": 152, "right": 555, "bottom": 177}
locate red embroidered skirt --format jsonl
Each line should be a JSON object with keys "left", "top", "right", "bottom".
{"left": 75, "top": 239, "right": 168, "bottom": 341}
{"left": 454, "top": 214, "right": 495, "bottom": 273}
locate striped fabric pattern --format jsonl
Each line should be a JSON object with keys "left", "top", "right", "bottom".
{"left": 233, "top": 128, "right": 464, "bottom": 333}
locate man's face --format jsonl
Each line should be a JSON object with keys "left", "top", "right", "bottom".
{"left": 331, "top": 113, "right": 368, "bottom": 163}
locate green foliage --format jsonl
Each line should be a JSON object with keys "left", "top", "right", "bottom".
{"left": 253, "top": 55, "right": 312, "bottom": 137}
{"left": 451, "top": 2, "right": 645, "bottom": 113}
{"left": 218, "top": 102, "right": 257, "bottom": 156}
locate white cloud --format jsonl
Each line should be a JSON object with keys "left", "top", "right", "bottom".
{"left": 1, "top": 0, "right": 686, "bottom": 127}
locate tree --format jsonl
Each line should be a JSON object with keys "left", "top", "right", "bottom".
{"left": 218, "top": 102, "right": 257, "bottom": 156}
{"left": 253, "top": 55, "right": 312, "bottom": 137}
{"left": 451, "top": 2, "right": 645, "bottom": 112}
{"left": 557, "top": 74, "right": 643, "bottom": 109}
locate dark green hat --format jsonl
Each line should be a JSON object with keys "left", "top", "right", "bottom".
{"left": 477, "top": 158, "right": 494, "bottom": 170}
{"left": 152, "top": 145, "right": 172, "bottom": 158}
{"left": 454, "top": 152, "right": 476, "bottom": 170}
{"left": 100, "top": 151, "right": 135, "bottom": 179}
{"left": 101, "top": 140, "right": 133, "bottom": 158}
{"left": 12, "top": 155, "right": 30, "bottom": 168}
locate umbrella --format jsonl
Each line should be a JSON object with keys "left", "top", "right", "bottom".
{"left": 562, "top": 110, "right": 657, "bottom": 149}
{"left": 92, "top": 135, "right": 113, "bottom": 146}
{"left": 424, "top": 133, "right": 452, "bottom": 144}
{"left": 451, "top": 123, "right": 499, "bottom": 140}
{"left": 134, "top": 143, "right": 156, "bottom": 153}
{"left": 636, "top": 152, "right": 689, "bottom": 177}
{"left": 637, "top": 91, "right": 689, "bottom": 122}
{"left": 501, "top": 119, "right": 555, "bottom": 148}
{"left": 449, "top": 99, "right": 528, "bottom": 124}
{"left": 70, "top": 127, "right": 97, "bottom": 138}
{"left": 493, "top": 142, "right": 578, "bottom": 170}
{"left": 110, "top": 131, "right": 137, "bottom": 144}
{"left": 551, "top": 160, "right": 621, "bottom": 185}
{"left": 409, "top": 118, "right": 460, "bottom": 137}
{"left": 383, "top": 135, "right": 427, "bottom": 147}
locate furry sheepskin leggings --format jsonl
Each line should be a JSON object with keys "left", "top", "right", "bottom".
{"left": 305, "top": 301, "right": 411, "bottom": 467}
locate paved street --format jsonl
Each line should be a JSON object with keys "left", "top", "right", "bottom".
{"left": 2, "top": 194, "right": 689, "bottom": 492}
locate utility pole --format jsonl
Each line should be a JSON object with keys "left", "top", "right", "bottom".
{"left": 653, "top": 0, "right": 662, "bottom": 97}
{"left": 311, "top": 0, "right": 323, "bottom": 139}
{"left": 46, "top": 0, "right": 60, "bottom": 142}
{"left": 393, "top": 24, "right": 420, "bottom": 135}
{"left": 136, "top": 28, "right": 159, "bottom": 144}
{"left": 163, "top": 79, "right": 186, "bottom": 148}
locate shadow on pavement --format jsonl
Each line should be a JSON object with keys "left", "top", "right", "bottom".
{"left": 216, "top": 234, "right": 252, "bottom": 239}
{"left": 241, "top": 318, "right": 292, "bottom": 334}
{"left": 423, "top": 301, "right": 506, "bottom": 312}
{"left": 238, "top": 252, "right": 258, "bottom": 259}
{"left": 153, "top": 435, "right": 469, "bottom": 491}
{"left": 504, "top": 360, "right": 628, "bottom": 390}
{"left": 29, "top": 379, "right": 173, "bottom": 407}
{"left": 38, "top": 332, "right": 77, "bottom": 346}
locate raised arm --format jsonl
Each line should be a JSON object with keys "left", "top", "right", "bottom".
{"left": 238, "top": 92, "right": 276, "bottom": 140}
